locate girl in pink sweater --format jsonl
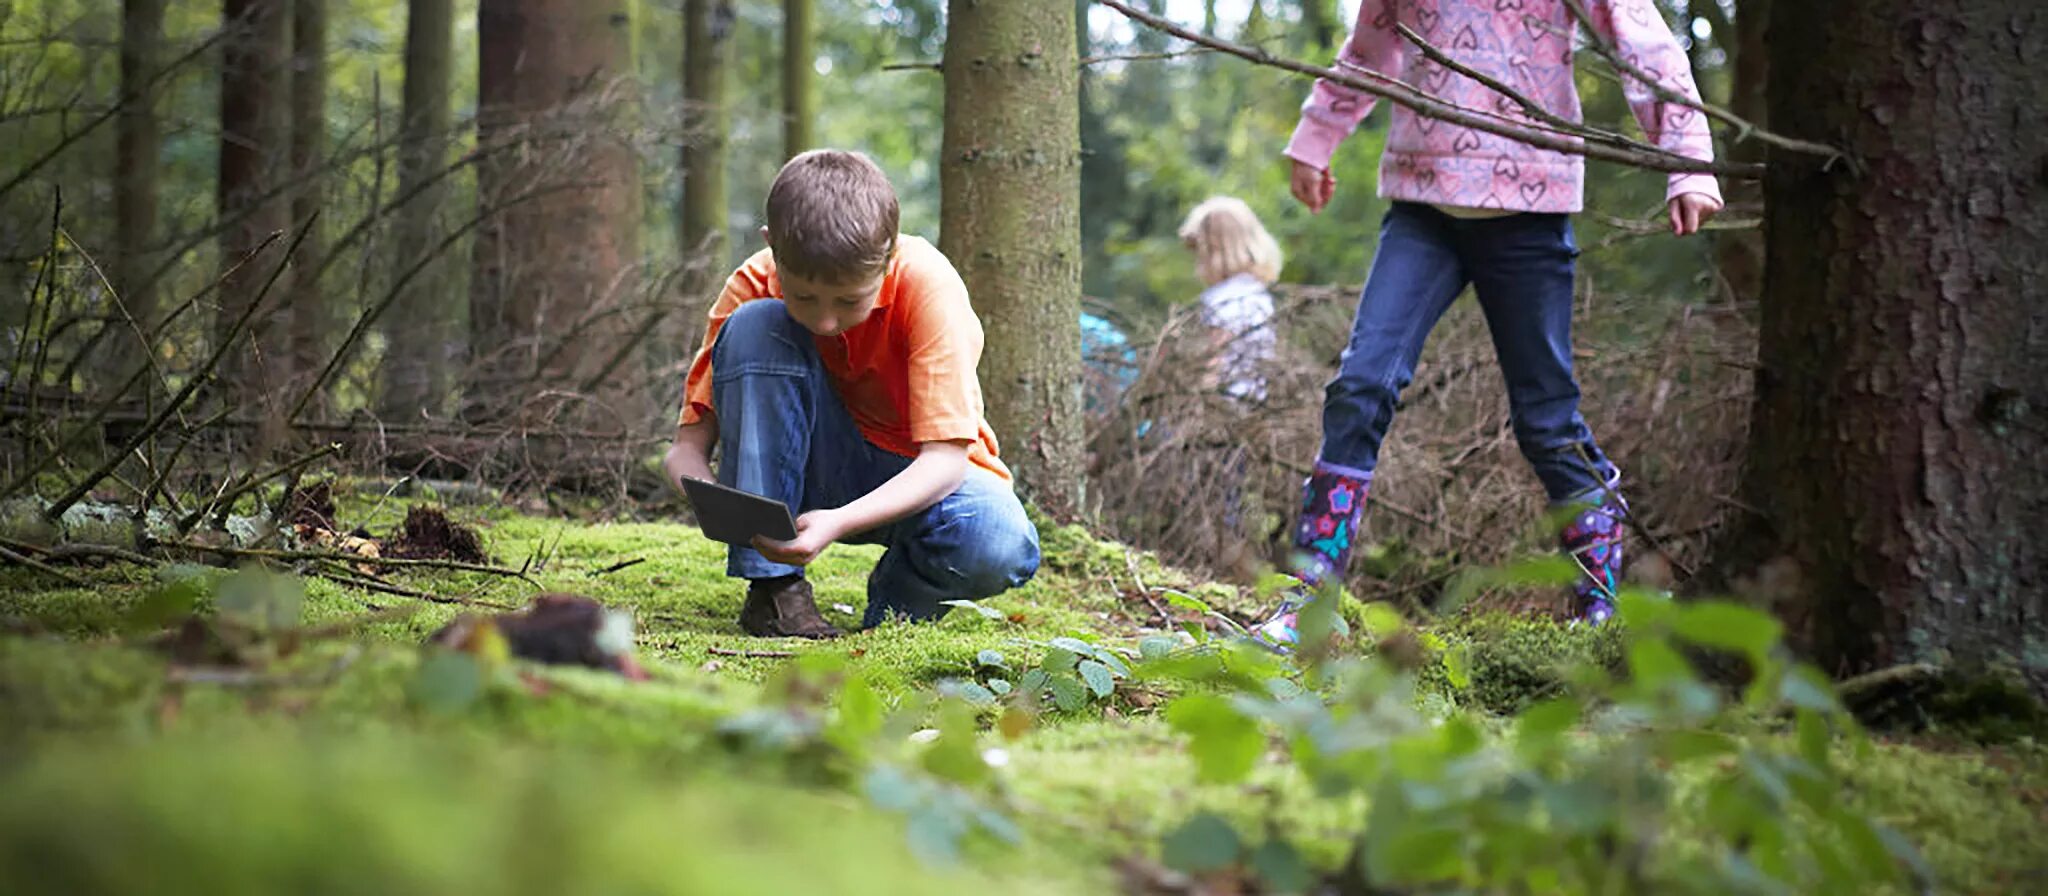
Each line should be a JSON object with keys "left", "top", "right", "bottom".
{"left": 1258, "top": 0, "right": 1722, "bottom": 647}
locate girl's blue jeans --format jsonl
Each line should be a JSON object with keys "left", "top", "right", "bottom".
{"left": 1321, "top": 202, "right": 1616, "bottom": 502}
{"left": 708, "top": 300, "right": 1042, "bottom": 628}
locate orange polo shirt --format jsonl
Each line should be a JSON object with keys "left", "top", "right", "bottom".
{"left": 678, "top": 236, "right": 1011, "bottom": 481}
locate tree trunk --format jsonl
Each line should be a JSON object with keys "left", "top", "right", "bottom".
{"left": 217, "top": 0, "right": 293, "bottom": 421}
{"left": 1734, "top": 0, "right": 2048, "bottom": 674}
{"left": 468, "top": 0, "right": 641, "bottom": 422}
{"left": 377, "top": 0, "right": 455, "bottom": 420}
{"left": 940, "top": 0, "right": 1083, "bottom": 518}
{"left": 781, "top": 0, "right": 813, "bottom": 160}
{"left": 114, "top": 0, "right": 163, "bottom": 337}
{"left": 288, "top": 0, "right": 329, "bottom": 408}
{"left": 1299, "top": 0, "right": 1340, "bottom": 55}
{"left": 1711, "top": 0, "right": 1767, "bottom": 305}
{"left": 681, "top": 0, "right": 733, "bottom": 299}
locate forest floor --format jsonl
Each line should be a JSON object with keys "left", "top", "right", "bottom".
{"left": 1, "top": 487, "right": 2044, "bottom": 894}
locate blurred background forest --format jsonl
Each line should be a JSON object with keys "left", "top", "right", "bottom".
{"left": 0, "top": 0, "right": 1758, "bottom": 605}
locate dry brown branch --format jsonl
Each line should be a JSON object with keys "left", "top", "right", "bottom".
{"left": 39, "top": 217, "right": 307, "bottom": 524}
{"left": 1552, "top": 0, "right": 1846, "bottom": 165}
{"left": 161, "top": 542, "right": 541, "bottom": 585}
{"left": 707, "top": 646, "right": 796, "bottom": 658}
{"left": 1094, "top": 0, "right": 1758, "bottom": 178}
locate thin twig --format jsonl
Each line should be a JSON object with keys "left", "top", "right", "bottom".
{"left": 1079, "top": 47, "right": 1215, "bottom": 66}
{"left": 1553, "top": 0, "right": 1846, "bottom": 165}
{"left": 160, "top": 541, "right": 541, "bottom": 585}
{"left": 587, "top": 557, "right": 645, "bottom": 576}
{"left": 707, "top": 646, "right": 796, "bottom": 658}
{"left": 0, "top": 542, "right": 89, "bottom": 586}
{"left": 176, "top": 442, "right": 341, "bottom": 534}
{"left": 41, "top": 220, "right": 307, "bottom": 524}
{"left": 1392, "top": 22, "right": 1638, "bottom": 152}
{"left": 312, "top": 564, "right": 516, "bottom": 608}
{"left": 0, "top": 27, "right": 230, "bottom": 200}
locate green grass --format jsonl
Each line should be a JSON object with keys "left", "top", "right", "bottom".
{"left": 2, "top": 493, "right": 2045, "bottom": 894}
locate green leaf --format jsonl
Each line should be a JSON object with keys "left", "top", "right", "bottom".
{"left": 126, "top": 580, "right": 203, "bottom": 633}
{"left": 1077, "top": 660, "right": 1116, "bottom": 698}
{"left": 987, "top": 678, "right": 1012, "bottom": 697}
{"left": 862, "top": 764, "right": 921, "bottom": 812}
{"left": 1250, "top": 838, "right": 1312, "bottom": 892}
{"left": 1796, "top": 708, "right": 1831, "bottom": 770}
{"left": 1093, "top": 651, "right": 1132, "bottom": 678}
{"left": 1160, "top": 811, "right": 1240, "bottom": 874}
{"left": 1672, "top": 601, "right": 1783, "bottom": 659}
{"left": 1047, "top": 672, "right": 1088, "bottom": 713}
{"left": 1139, "top": 635, "right": 1182, "bottom": 661}
{"left": 1017, "top": 668, "right": 1051, "bottom": 696}
{"left": 1376, "top": 826, "right": 1463, "bottom": 883}
{"left": 214, "top": 568, "right": 303, "bottom": 632}
{"left": 905, "top": 808, "right": 965, "bottom": 865}
{"left": 941, "top": 679, "right": 998, "bottom": 707}
{"left": 1166, "top": 693, "right": 1264, "bottom": 783}
{"left": 836, "top": 673, "right": 885, "bottom": 743}
{"left": 1779, "top": 665, "right": 1840, "bottom": 712}
{"left": 940, "top": 599, "right": 1004, "bottom": 620}
{"left": 920, "top": 704, "right": 990, "bottom": 786}
{"left": 1515, "top": 696, "right": 1581, "bottom": 754}
{"left": 408, "top": 649, "right": 484, "bottom": 715}
{"left": 1662, "top": 729, "right": 1740, "bottom": 762}
{"left": 1500, "top": 554, "right": 1578, "bottom": 587}
{"left": 1048, "top": 636, "right": 1096, "bottom": 655}
{"left": 1441, "top": 642, "right": 1471, "bottom": 690}
{"left": 974, "top": 649, "right": 1008, "bottom": 672}
{"left": 1043, "top": 647, "right": 1081, "bottom": 673}
{"left": 1627, "top": 638, "right": 1692, "bottom": 690}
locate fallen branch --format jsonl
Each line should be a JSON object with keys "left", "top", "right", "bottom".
{"left": 0, "top": 542, "right": 88, "bottom": 586}
{"left": 707, "top": 646, "right": 797, "bottom": 659}
{"left": 177, "top": 442, "right": 342, "bottom": 534}
{"left": 160, "top": 541, "right": 541, "bottom": 585}
{"left": 588, "top": 557, "right": 645, "bottom": 576}
{"left": 311, "top": 564, "right": 516, "bottom": 608}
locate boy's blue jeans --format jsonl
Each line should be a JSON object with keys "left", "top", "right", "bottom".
{"left": 1322, "top": 202, "right": 1616, "bottom": 502}
{"left": 709, "top": 300, "right": 1042, "bottom": 628}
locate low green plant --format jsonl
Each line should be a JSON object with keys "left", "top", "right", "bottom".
{"left": 1144, "top": 575, "right": 1934, "bottom": 894}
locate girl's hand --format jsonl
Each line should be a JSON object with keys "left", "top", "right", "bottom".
{"left": 1669, "top": 192, "right": 1723, "bottom": 236}
{"left": 1290, "top": 160, "right": 1337, "bottom": 213}
{"left": 752, "top": 510, "right": 843, "bottom": 566}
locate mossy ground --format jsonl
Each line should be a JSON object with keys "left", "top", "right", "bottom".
{"left": 2, "top": 493, "right": 2043, "bottom": 893}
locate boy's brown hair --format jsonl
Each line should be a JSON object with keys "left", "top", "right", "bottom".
{"left": 764, "top": 149, "right": 900, "bottom": 283}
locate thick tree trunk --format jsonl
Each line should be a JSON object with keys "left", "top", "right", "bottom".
{"left": 468, "top": 0, "right": 641, "bottom": 421}
{"left": 1737, "top": 0, "right": 2048, "bottom": 674}
{"left": 781, "top": 0, "right": 813, "bottom": 160}
{"left": 217, "top": 0, "right": 293, "bottom": 419}
{"left": 114, "top": 0, "right": 163, "bottom": 336}
{"left": 1711, "top": 0, "right": 1766, "bottom": 305}
{"left": 680, "top": 0, "right": 733, "bottom": 299}
{"left": 288, "top": 0, "right": 329, "bottom": 407}
{"left": 940, "top": 0, "right": 1083, "bottom": 518}
{"left": 377, "top": 0, "right": 455, "bottom": 419}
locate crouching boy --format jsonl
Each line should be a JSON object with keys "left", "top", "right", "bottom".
{"left": 664, "top": 149, "right": 1041, "bottom": 639}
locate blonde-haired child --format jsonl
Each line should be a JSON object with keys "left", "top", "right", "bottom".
{"left": 1179, "top": 196, "right": 1280, "bottom": 401}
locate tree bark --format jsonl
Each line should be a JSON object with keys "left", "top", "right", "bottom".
{"left": 115, "top": 0, "right": 164, "bottom": 337}
{"left": 217, "top": 0, "right": 293, "bottom": 421}
{"left": 468, "top": 0, "right": 642, "bottom": 421}
{"left": 1711, "top": 0, "right": 1767, "bottom": 306}
{"left": 1735, "top": 0, "right": 2048, "bottom": 674}
{"left": 781, "top": 0, "right": 813, "bottom": 160}
{"left": 681, "top": 0, "right": 734, "bottom": 301}
{"left": 289, "top": 0, "right": 329, "bottom": 407}
{"left": 377, "top": 0, "right": 455, "bottom": 420}
{"left": 940, "top": 0, "right": 1083, "bottom": 518}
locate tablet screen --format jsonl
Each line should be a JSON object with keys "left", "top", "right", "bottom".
{"left": 680, "top": 478, "right": 799, "bottom": 545}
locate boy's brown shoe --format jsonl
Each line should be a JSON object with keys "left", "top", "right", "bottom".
{"left": 739, "top": 575, "right": 842, "bottom": 639}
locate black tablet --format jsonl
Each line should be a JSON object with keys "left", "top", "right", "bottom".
{"left": 679, "top": 477, "right": 799, "bottom": 546}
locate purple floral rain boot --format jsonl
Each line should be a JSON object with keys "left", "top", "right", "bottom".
{"left": 1253, "top": 461, "right": 1372, "bottom": 651}
{"left": 1557, "top": 478, "right": 1628, "bottom": 626}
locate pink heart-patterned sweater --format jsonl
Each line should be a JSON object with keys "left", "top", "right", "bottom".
{"left": 1285, "top": 0, "right": 1722, "bottom": 214}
